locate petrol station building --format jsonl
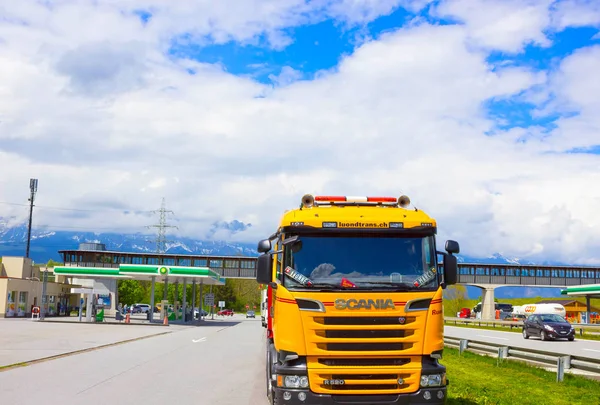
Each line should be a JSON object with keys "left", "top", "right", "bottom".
{"left": 2, "top": 242, "right": 257, "bottom": 321}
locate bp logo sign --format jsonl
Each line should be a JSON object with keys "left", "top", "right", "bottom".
{"left": 159, "top": 266, "right": 169, "bottom": 275}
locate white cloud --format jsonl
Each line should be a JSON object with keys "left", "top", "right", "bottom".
{"left": 433, "top": 0, "right": 553, "bottom": 53}
{"left": 532, "top": 45, "right": 600, "bottom": 152}
{"left": 325, "top": 0, "right": 405, "bottom": 24}
{"left": 1, "top": 1, "right": 600, "bottom": 265}
{"left": 550, "top": 0, "right": 600, "bottom": 29}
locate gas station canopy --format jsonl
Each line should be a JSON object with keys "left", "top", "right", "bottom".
{"left": 53, "top": 264, "right": 225, "bottom": 285}
{"left": 561, "top": 284, "right": 600, "bottom": 298}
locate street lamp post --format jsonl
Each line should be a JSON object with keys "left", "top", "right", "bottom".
{"left": 26, "top": 178, "right": 38, "bottom": 263}
{"left": 40, "top": 269, "right": 48, "bottom": 320}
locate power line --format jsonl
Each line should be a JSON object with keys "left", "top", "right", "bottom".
{"left": 146, "top": 197, "right": 178, "bottom": 254}
{"left": 0, "top": 201, "right": 153, "bottom": 213}
{"left": 33, "top": 224, "right": 146, "bottom": 230}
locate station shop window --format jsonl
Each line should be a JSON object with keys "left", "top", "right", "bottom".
{"left": 6, "top": 291, "right": 16, "bottom": 316}
{"left": 18, "top": 292, "right": 28, "bottom": 314}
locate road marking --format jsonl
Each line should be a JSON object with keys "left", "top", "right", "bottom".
{"left": 192, "top": 337, "right": 207, "bottom": 343}
{"left": 477, "top": 335, "right": 509, "bottom": 341}
{"left": 582, "top": 349, "right": 600, "bottom": 353}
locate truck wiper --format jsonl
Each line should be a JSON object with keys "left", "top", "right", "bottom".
{"left": 289, "top": 282, "right": 353, "bottom": 291}
{"left": 309, "top": 283, "right": 355, "bottom": 290}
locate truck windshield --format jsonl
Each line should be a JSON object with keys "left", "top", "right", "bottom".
{"left": 282, "top": 234, "right": 438, "bottom": 290}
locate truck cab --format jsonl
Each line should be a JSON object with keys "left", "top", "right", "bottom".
{"left": 256, "top": 194, "right": 459, "bottom": 405}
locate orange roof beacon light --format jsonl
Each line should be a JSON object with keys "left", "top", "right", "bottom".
{"left": 301, "top": 194, "right": 411, "bottom": 207}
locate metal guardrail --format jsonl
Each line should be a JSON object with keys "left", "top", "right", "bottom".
{"left": 443, "top": 336, "right": 600, "bottom": 381}
{"left": 444, "top": 317, "right": 600, "bottom": 337}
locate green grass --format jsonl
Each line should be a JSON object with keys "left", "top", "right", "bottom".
{"left": 441, "top": 347, "right": 600, "bottom": 405}
{"left": 444, "top": 320, "right": 600, "bottom": 341}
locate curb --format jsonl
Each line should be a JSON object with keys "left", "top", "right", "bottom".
{"left": 38, "top": 319, "right": 171, "bottom": 327}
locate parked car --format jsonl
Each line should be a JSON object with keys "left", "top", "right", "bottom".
{"left": 246, "top": 310, "right": 255, "bottom": 318}
{"left": 523, "top": 313, "right": 575, "bottom": 341}
{"left": 217, "top": 309, "right": 234, "bottom": 316}
{"left": 507, "top": 314, "right": 527, "bottom": 322}
{"left": 132, "top": 304, "right": 151, "bottom": 314}
{"left": 194, "top": 308, "right": 208, "bottom": 319}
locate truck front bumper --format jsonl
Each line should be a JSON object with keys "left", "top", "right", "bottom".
{"left": 272, "top": 386, "right": 447, "bottom": 405}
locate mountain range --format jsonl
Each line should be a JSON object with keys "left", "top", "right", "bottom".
{"left": 0, "top": 220, "right": 570, "bottom": 299}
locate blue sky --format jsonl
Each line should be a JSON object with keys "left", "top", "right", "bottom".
{"left": 1, "top": 0, "right": 600, "bottom": 270}
{"left": 166, "top": 2, "right": 600, "bottom": 142}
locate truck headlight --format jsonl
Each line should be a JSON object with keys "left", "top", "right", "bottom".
{"left": 284, "top": 375, "right": 300, "bottom": 388}
{"left": 420, "top": 373, "right": 445, "bottom": 387}
{"left": 283, "top": 375, "right": 309, "bottom": 388}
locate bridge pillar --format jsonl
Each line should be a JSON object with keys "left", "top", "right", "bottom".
{"left": 481, "top": 287, "right": 496, "bottom": 320}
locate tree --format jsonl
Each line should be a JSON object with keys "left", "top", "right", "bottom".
{"left": 443, "top": 285, "right": 468, "bottom": 317}
{"left": 214, "top": 279, "right": 237, "bottom": 309}
{"left": 230, "top": 279, "right": 261, "bottom": 309}
{"left": 118, "top": 280, "right": 145, "bottom": 306}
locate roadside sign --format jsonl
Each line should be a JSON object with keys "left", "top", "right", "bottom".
{"left": 218, "top": 301, "right": 225, "bottom": 308}
{"left": 204, "top": 293, "right": 214, "bottom": 306}
{"left": 253, "top": 306, "right": 256, "bottom": 309}
{"left": 245, "top": 305, "right": 249, "bottom": 309}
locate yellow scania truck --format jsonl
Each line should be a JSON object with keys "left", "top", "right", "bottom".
{"left": 256, "top": 194, "right": 459, "bottom": 405}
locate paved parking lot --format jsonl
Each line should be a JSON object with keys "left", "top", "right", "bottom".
{"left": 0, "top": 317, "right": 185, "bottom": 368}
{"left": 0, "top": 316, "right": 265, "bottom": 405}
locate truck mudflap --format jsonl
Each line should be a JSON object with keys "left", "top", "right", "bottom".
{"left": 272, "top": 387, "right": 447, "bottom": 405}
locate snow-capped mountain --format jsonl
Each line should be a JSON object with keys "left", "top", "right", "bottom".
{"left": 0, "top": 221, "right": 567, "bottom": 266}
{"left": 0, "top": 223, "right": 257, "bottom": 263}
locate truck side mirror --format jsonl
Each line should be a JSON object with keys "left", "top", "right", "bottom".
{"left": 445, "top": 240, "right": 460, "bottom": 254}
{"left": 257, "top": 239, "right": 271, "bottom": 253}
{"left": 443, "top": 254, "right": 457, "bottom": 286}
{"left": 256, "top": 254, "right": 273, "bottom": 285}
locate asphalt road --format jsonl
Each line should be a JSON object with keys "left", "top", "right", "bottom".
{"left": 445, "top": 325, "right": 600, "bottom": 359}
{"left": 0, "top": 317, "right": 268, "bottom": 405}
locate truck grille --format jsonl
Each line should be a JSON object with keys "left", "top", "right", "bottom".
{"left": 309, "top": 316, "right": 419, "bottom": 356}
{"left": 317, "top": 358, "right": 411, "bottom": 367}
{"left": 317, "top": 316, "right": 416, "bottom": 326}
{"left": 302, "top": 305, "right": 432, "bottom": 394}
{"left": 310, "top": 371, "right": 417, "bottom": 394}
{"left": 320, "top": 329, "right": 412, "bottom": 339}
{"left": 318, "top": 342, "right": 412, "bottom": 351}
